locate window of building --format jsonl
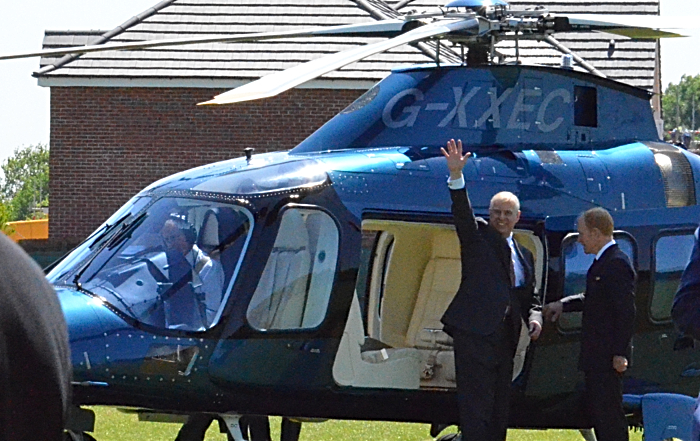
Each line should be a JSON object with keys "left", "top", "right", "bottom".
{"left": 247, "top": 207, "right": 339, "bottom": 331}
{"left": 651, "top": 233, "right": 695, "bottom": 322}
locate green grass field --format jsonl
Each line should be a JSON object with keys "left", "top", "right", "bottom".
{"left": 88, "top": 406, "right": 645, "bottom": 441}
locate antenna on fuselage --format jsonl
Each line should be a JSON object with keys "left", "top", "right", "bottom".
{"left": 244, "top": 147, "right": 254, "bottom": 163}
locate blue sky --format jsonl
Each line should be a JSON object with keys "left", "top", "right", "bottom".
{"left": 0, "top": 0, "right": 698, "bottom": 164}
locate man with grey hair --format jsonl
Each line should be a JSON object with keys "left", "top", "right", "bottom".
{"left": 440, "top": 138, "right": 542, "bottom": 441}
{"left": 544, "top": 207, "right": 636, "bottom": 441}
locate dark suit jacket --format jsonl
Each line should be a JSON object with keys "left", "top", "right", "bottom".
{"left": 672, "top": 230, "right": 700, "bottom": 340}
{"left": 441, "top": 186, "right": 541, "bottom": 339}
{"left": 562, "top": 244, "right": 636, "bottom": 372}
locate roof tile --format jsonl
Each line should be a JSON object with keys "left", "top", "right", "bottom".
{"left": 38, "top": 0, "right": 659, "bottom": 89}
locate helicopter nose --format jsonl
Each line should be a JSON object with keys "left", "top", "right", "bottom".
{"left": 56, "top": 287, "right": 116, "bottom": 377}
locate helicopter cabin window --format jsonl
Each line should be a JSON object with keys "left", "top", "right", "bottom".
{"left": 651, "top": 233, "right": 696, "bottom": 322}
{"left": 559, "top": 232, "right": 635, "bottom": 331}
{"left": 332, "top": 220, "right": 544, "bottom": 390}
{"left": 247, "top": 207, "right": 339, "bottom": 331}
{"left": 63, "top": 197, "right": 253, "bottom": 332}
{"left": 574, "top": 86, "right": 597, "bottom": 128}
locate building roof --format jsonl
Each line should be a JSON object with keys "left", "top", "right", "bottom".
{"left": 37, "top": 0, "right": 659, "bottom": 90}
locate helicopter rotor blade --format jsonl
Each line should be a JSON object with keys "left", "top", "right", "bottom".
{"left": 562, "top": 14, "right": 695, "bottom": 39}
{"left": 0, "top": 20, "right": 409, "bottom": 61}
{"left": 199, "top": 17, "right": 480, "bottom": 106}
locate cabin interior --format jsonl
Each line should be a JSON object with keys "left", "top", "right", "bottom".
{"left": 333, "top": 220, "right": 544, "bottom": 390}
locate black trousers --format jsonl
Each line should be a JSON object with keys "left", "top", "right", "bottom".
{"left": 584, "top": 370, "right": 628, "bottom": 441}
{"left": 175, "top": 414, "right": 271, "bottom": 441}
{"left": 452, "top": 317, "right": 515, "bottom": 441}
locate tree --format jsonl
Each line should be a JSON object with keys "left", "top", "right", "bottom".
{"left": 1, "top": 144, "right": 49, "bottom": 221}
{"left": 0, "top": 202, "right": 14, "bottom": 235}
{"left": 663, "top": 74, "right": 700, "bottom": 132}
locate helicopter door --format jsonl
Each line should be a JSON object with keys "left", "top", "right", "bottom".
{"left": 209, "top": 206, "right": 344, "bottom": 389}
{"left": 522, "top": 206, "right": 700, "bottom": 424}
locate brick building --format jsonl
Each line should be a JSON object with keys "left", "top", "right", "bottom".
{"left": 36, "top": 0, "right": 661, "bottom": 243}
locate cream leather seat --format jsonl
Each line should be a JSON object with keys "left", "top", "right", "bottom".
{"left": 247, "top": 211, "right": 311, "bottom": 329}
{"left": 405, "top": 231, "right": 461, "bottom": 388}
{"left": 405, "top": 230, "right": 534, "bottom": 386}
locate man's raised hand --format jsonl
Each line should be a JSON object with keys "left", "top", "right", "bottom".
{"left": 441, "top": 139, "right": 471, "bottom": 180}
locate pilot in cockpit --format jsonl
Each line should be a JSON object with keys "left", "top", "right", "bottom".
{"left": 160, "top": 215, "right": 225, "bottom": 329}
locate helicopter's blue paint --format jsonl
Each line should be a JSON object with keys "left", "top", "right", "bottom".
{"left": 128, "top": 137, "right": 671, "bottom": 225}
{"left": 309, "top": 141, "right": 667, "bottom": 222}
{"left": 446, "top": 0, "right": 508, "bottom": 7}
{"left": 56, "top": 287, "right": 109, "bottom": 377}
{"left": 544, "top": 204, "right": 700, "bottom": 234}
{"left": 293, "top": 65, "right": 658, "bottom": 155}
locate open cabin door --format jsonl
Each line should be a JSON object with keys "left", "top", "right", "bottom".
{"left": 333, "top": 219, "right": 546, "bottom": 391}
{"left": 518, "top": 205, "right": 700, "bottom": 427}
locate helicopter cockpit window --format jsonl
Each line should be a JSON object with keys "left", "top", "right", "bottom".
{"left": 247, "top": 207, "right": 339, "bottom": 331}
{"left": 59, "top": 197, "right": 252, "bottom": 332}
{"left": 651, "top": 233, "right": 695, "bottom": 322}
{"left": 47, "top": 196, "right": 153, "bottom": 282}
{"left": 560, "top": 232, "right": 635, "bottom": 331}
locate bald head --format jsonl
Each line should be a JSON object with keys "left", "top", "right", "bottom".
{"left": 488, "top": 191, "right": 521, "bottom": 238}
{"left": 490, "top": 192, "right": 520, "bottom": 211}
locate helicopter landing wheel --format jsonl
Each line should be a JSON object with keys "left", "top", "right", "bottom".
{"left": 64, "top": 431, "right": 97, "bottom": 441}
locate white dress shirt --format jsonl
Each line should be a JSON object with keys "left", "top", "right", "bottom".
{"left": 507, "top": 234, "right": 526, "bottom": 287}
{"left": 186, "top": 244, "right": 225, "bottom": 325}
{"left": 595, "top": 239, "right": 616, "bottom": 261}
{"left": 447, "top": 174, "right": 465, "bottom": 190}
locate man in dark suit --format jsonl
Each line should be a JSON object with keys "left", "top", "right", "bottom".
{"left": 544, "top": 207, "right": 636, "bottom": 441}
{"left": 440, "top": 139, "right": 542, "bottom": 441}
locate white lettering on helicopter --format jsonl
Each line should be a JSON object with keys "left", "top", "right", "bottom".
{"left": 537, "top": 89, "right": 571, "bottom": 132}
{"left": 438, "top": 87, "right": 482, "bottom": 128}
{"left": 382, "top": 88, "right": 424, "bottom": 128}
{"left": 382, "top": 87, "right": 572, "bottom": 133}
{"left": 474, "top": 87, "right": 513, "bottom": 129}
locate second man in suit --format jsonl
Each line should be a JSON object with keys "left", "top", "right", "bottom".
{"left": 440, "top": 139, "right": 542, "bottom": 441}
{"left": 544, "top": 207, "right": 636, "bottom": 441}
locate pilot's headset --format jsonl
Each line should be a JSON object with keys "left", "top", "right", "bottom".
{"left": 167, "top": 213, "right": 197, "bottom": 246}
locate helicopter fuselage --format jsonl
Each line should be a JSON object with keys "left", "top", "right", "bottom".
{"left": 50, "top": 64, "right": 700, "bottom": 431}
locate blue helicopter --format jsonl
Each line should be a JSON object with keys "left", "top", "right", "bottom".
{"left": 4, "top": 1, "right": 700, "bottom": 440}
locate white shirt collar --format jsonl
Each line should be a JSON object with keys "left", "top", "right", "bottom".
{"left": 595, "top": 239, "right": 616, "bottom": 261}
